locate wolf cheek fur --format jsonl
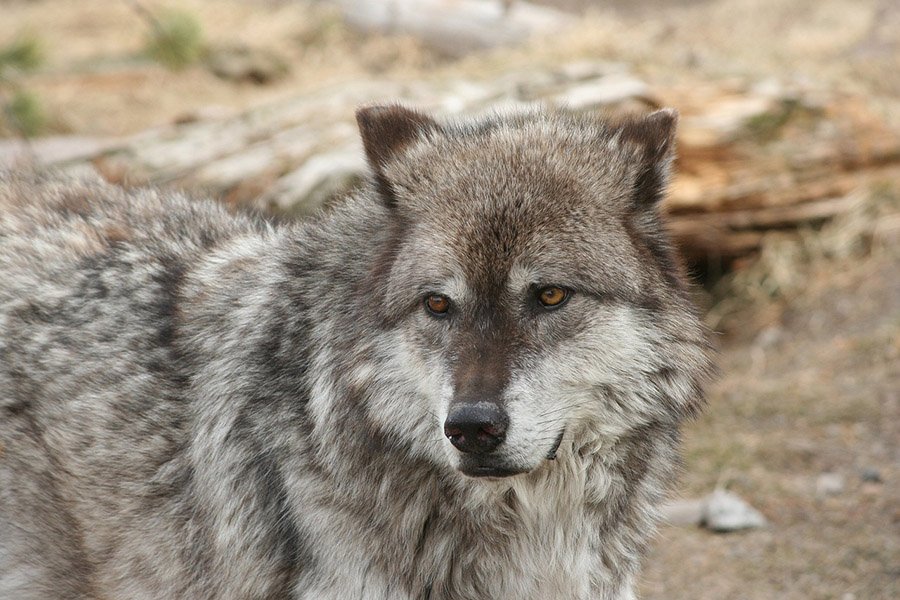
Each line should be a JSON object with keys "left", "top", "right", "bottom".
{"left": 0, "top": 106, "right": 713, "bottom": 599}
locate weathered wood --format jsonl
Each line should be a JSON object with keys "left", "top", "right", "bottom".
{"left": 3, "top": 62, "right": 898, "bottom": 264}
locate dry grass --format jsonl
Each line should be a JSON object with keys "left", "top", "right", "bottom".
{"left": 642, "top": 183, "right": 900, "bottom": 598}
{"left": 457, "top": 0, "right": 898, "bottom": 105}
{"left": 0, "top": 0, "right": 436, "bottom": 136}
{"left": 2, "top": 0, "right": 896, "bottom": 136}
{"left": 707, "top": 182, "right": 900, "bottom": 336}
{"left": 645, "top": 243, "right": 899, "bottom": 598}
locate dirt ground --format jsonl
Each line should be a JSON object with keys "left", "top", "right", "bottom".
{"left": 3, "top": 0, "right": 898, "bottom": 136}
{"left": 644, "top": 231, "right": 899, "bottom": 599}
{"left": 2, "top": 1, "right": 898, "bottom": 597}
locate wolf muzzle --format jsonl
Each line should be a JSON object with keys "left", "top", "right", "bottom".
{"left": 443, "top": 402, "right": 508, "bottom": 454}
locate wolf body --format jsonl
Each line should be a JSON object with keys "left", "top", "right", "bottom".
{"left": 0, "top": 106, "right": 712, "bottom": 599}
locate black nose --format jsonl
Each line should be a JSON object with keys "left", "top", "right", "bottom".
{"left": 444, "top": 403, "right": 508, "bottom": 454}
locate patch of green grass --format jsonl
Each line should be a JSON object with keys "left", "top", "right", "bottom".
{"left": 0, "top": 32, "right": 48, "bottom": 137}
{"left": 0, "top": 32, "right": 44, "bottom": 73}
{"left": 5, "top": 90, "right": 46, "bottom": 137}
{"left": 144, "top": 9, "right": 204, "bottom": 70}
{"left": 743, "top": 97, "right": 823, "bottom": 143}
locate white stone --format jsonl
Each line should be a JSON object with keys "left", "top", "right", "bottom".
{"left": 816, "top": 472, "right": 845, "bottom": 497}
{"left": 660, "top": 498, "right": 706, "bottom": 526}
{"left": 702, "top": 489, "right": 768, "bottom": 532}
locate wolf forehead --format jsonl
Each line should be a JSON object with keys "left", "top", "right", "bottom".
{"left": 373, "top": 108, "right": 670, "bottom": 212}
{"left": 357, "top": 105, "right": 680, "bottom": 295}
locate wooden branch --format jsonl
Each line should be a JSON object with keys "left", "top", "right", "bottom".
{"left": 3, "top": 61, "right": 898, "bottom": 265}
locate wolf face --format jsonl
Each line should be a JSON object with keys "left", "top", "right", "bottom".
{"left": 356, "top": 106, "right": 708, "bottom": 479}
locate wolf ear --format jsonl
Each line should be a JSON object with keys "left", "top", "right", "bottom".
{"left": 356, "top": 104, "right": 439, "bottom": 206}
{"left": 616, "top": 108, "right": 678, "bottom": 208}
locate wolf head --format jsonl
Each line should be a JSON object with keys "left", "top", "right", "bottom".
{"left": 354, "top": 105, "right": 711, "bottom": 479}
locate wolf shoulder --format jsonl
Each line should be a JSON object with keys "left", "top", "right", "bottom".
{"left": 0, "top": 173, "right": 256, "bottom": 409}
{"left": 0, "top": 171, "right": 257, "bottom": 274}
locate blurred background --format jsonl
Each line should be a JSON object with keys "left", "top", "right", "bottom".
{"left": 1, "top": 0, "right": 897, "bottom": 597}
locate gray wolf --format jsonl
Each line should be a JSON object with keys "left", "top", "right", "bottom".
{"left": 0, "top": 105, "right": 713, "bottom": 599}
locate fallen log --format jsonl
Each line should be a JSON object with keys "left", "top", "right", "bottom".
{"left": 2, "top": 64, "right": 898, "bottom": 265}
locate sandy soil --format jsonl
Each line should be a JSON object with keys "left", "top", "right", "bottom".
{"left": 2, "top": 1, "right": 898, "bottom": 597}
{"left": 643, "top": 244, "right": 899, "bottom": 599}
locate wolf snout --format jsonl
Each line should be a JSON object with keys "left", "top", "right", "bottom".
{"left": 443, "top": 403, "right": 508, "bottom": 454}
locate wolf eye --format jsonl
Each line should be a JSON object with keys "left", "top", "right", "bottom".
{"left": 537, "top": 286, "right": 569, "bottom": 309}
{"left": 425, "top": 294, "right": 451, "bottom": 317}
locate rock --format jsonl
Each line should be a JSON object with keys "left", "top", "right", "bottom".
{"left": 334, "top": 0, "right": 573, "bottom": 58}
{"left": 816, "top": 472, "right": 845, "bottom": 496}
{"left": 661, "top": 498, "right": 706, "bottom": 526}
{"left": 702, "top": 489, "right": 767, "bottom": 532}
{"left": 665, "top": 491, "right": 768, "bottom": 532}
{"left": 860, "top": 468, "right": 883, "bottom": 483}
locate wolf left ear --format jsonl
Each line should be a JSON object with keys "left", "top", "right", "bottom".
{"left": 356, "top": 105, "right": 439, "bottom": 206}
{"left": 616, "top": 108, "right": 678, "bottom": 208}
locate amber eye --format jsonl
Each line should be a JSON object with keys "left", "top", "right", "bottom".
{"left": 537, "top": 286, "right": 569, "bottom": 309}
{"left": 425, "top": 294, "right": 451, "bottom": 316}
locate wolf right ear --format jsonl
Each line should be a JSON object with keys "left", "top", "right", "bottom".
{"left": 356, "top": 105, "right": 440, "bottom": 206}
{"left": 616, "top": 108, "right": 678, "bottom": 208}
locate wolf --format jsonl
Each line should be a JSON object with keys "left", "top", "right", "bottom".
{"left": 0, "top": 105, "right": 712, "bottom": 599}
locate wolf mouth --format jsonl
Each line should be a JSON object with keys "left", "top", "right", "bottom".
{"left": 545, "top": 429, "right": 565, "bottom": 460}
{"left": 461, "top": 464, "right": 528, "bottom": 478}
{"left": 456, "top": 428, "right": 567, "bottom": 478}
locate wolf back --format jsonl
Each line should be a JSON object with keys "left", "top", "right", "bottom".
{"left": 0, "top": 106, "right": 713, "bottom": 599}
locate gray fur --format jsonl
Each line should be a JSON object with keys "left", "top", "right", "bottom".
{"left": 0, "top": 106, "right": 713, "bottom": 599}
